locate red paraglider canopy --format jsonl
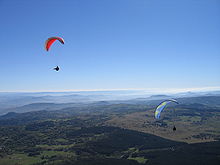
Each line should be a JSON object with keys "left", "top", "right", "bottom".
{"left": 45, "top": 37, "right": 65, "bottom": 51}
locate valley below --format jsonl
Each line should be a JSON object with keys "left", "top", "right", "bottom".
{"left": 0, "top": 94, "right": 220, "bottom": 165}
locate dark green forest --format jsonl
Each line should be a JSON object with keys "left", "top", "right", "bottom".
{"left": 0, "top": 97, "right": 220, "bottom": 165}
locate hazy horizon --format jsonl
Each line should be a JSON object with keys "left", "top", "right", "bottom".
{"left": 1, "top": 86, "right": 220, "bottom": 94}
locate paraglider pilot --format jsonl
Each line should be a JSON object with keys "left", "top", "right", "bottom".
{"left": 54, "top": 66, "right": 59, "bottom": 71}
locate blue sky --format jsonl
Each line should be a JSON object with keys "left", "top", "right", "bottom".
{"left": 0, "top": 0, "right": 220, "bottom": 92}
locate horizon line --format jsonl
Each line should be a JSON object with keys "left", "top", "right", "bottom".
{"left": 1, "top": 86, "right": 220, "bottom": 94}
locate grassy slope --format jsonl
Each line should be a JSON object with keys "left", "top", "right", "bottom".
{"left": 106, "top": 106, "right": 220, "bottom": 143}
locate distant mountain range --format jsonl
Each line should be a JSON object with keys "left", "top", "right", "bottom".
{"left": 0, "top": 90, "right": 220, "bottom": 115}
